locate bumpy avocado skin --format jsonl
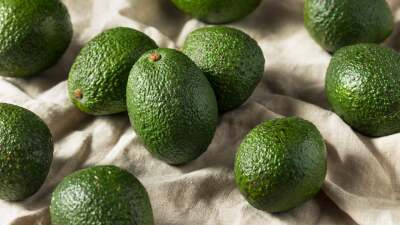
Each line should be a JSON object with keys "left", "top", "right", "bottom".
{"left": 326, "top": 44, "right": 400, "bottom": 137}
{"left": 68, "top": 27, "right": 157, "bottom": 115}
{"left": 234, "top": 117, "right": 327, "bottom": 213}
{"left": 0, "top": 0, "right": 72, "bottom": 77}
{"left": 304, "top": 0, "right": 394, "bottom": 52}
{"left": 171, "top": 0, "right": 261, "bottom": 24}
{"left": 50, "top": 165, "right": 154, "bottom": 225}
{"left": 0, "top": 103, "right": 53, "bottom": 201}
{"left": 126, "top": 48, "right": 218, "bottom": 165}
{"left": 182, "top": 26, "right": 265, "bottom": 112}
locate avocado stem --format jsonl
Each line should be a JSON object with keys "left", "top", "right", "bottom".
{"left": 74, "top": 89, "right": 83, "bottom": 99}
{"left": 149, "top": 53, "right": 161, "bottom": 62}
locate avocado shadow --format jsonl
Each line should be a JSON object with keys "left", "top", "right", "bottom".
{"left": 3, "top": 40, "right": 83, "bottom": 97}
{"left": 386, "top": 21, "right": 400, "bottom": 51}
{"left": 237, "top": 0, "right": 304, "bottom": 34}
{"left": 261, "top": 68, "right": 330, "bottom": 109}
{"left": 176, "top": 102, "right": 281, "bottom": 173}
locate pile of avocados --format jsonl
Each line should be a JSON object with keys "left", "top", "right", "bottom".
{"left": 0, "top": 0, "right": 398, "bottom": 223}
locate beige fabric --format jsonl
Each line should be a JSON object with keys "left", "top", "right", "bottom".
{"left": 0, "top": 0, "right": 400, "bottom": 224}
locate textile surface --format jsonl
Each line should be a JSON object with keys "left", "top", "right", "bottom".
{"left": 0, "top": 0, "right": 400, "bottom": 224}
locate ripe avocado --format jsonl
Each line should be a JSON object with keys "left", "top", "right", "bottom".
{"left": 0, "top": 103, "right": 53, "bottom": 201}
{"left": 234, "top": 117, "right": 327, "bottom": 213}
{"left": 68, "top": 27, "right": 157, "bottom": 115}
{"left": 304, "top": 0, "right": 394, "bottom": 52}
{"left": 326, "top": 44, "right": 400, "bottom": 137}
{"left": 0, "top": 0, "right": 72, "bottom": 77}
{"left": 50, "top": 165, "right": 154, "bottom": 225}
{"left": 171, "top": 0, "right": 261, "bottom": 24}
{"left": 126, "top": 48, "right": 218, "bottom": 165}
{"left": 182, "top": 26, "right": 265, "bottom": 112}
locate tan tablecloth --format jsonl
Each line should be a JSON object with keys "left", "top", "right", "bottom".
{"left": 0, "top": 0, "right": 400, "bottom": 224}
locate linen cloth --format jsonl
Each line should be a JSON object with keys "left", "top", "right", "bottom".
{"left": 0, "top": 0, "right": 400, "bottom": 224}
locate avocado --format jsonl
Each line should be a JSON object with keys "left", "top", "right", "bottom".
{"left": 126, "top": 48, "right": 218, "bottom": 165}
{"left": 68, "top": 27, "right": 157, "bottom": 115}
{"left": 0, "top": 103, "right": 53, "bottom": 201}
{"left": 171, "top": 0, "right": 261, "bottom": 24}
{"left": 304, "top": 0, "right": 394, "bottom": 52}
{"left": 0, "top": 0, "right": 72, "bottom": 77}
{"left": 234, "top": 117, "right": 327, "bottom": 213}
{"left": 182, "top": 26, "right": 265, "bottom": 112}
{"left": 50, "top": 165, "right": 154, "bottom": 225}
{"left": 326, "top": 44, "right": 400, "bottom": 137}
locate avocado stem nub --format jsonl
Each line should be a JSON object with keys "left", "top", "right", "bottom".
{"left": 149, "top": 53, "right": 161, "bottom": 62}
{"left": 74, "top": 89, "right": 83, "bottom": 100}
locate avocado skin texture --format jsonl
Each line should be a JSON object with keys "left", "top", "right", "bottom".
{"left": 304, "top": 0, "right": 394, "bottom": 52}
{"left": 0, "top": 103, "right": 53, "bottom": 201}
{"left": 68, "top": 27, "right": 157, "bottom": 115}
{"left": 50, "top": 165, "right": 154, "bottom": 225}
{"left": 234, "top": 117, "right": 327, "bottom": 213}
{"left": 0, "top": 0, "right": 72, "bottom": 77}
{"left": 127, "top": 48, "right": 218, "bottom": 165}
{"left": 326, "top": 44, "right": 400, "bottom": 137}
{"left": 171, "top": 0, "right": 261, "bottom": 24}
{"left": 182, "top": 26, "right": 265, "bottom": 112}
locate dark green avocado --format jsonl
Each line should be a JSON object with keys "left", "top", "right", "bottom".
{"left": 50, "top": 165, "right": 154, "bottom": 225}
{"left": 126, "top": 48, "right": 218, "bottom": 165}
{"left": 234, "top": 117, "right": 327, "bottom": 213}
{"left": 68, "top": 27, "right": 157, "bottom": 115}
{"left": 326, "top": 43, "right": 400, "bottom": 137}
{"left": 182, "top": 26, "right": 265, "bottom": 111}
{"left": 0, "top": 103, "right": 53, "bottom": 201}
{"left": 304, "top": 0, "right": 394, "bottom": 52}
{"left": 0, "top": 0, "right": 72, "bottom": 77}
{"left": 171, "top": 0, "right": 261, "bottom": 24}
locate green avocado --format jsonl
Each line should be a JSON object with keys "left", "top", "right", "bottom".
{"left": 68, "top": 27, "right": 157, "bottom": 115}
{"left": 0, "top": 103, "right": 53, "bottom": 201}
{"left": 171, "top": 0, "right": 261, "bottom": 24}
{"left": 126, "top": 48, "right": 218, "bottom": 165}
{"left": 304, "top": 0, "right": 394, "bottom": 52}
{"left": 234, "top": 117, "right": 327, "bottom": 213}
{"left": 326, "top": 44, "right": 400, "bottom": 137}
{"left": 50, "top": 165, "right": 154, "bottom": 225}
{"left": 182, "top": 26, "right": 265, "bottom": 112}
{"left": 0, "top": 0, "right": 72, "bottom": 77}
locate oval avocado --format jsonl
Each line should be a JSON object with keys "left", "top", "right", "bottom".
{"left": 0, "top": 0, "right": 72, "bottom": 77}
{"left": 126, "top": 48, "right": 218, "bottom": 165}
{"left": 0, "top": 103, "right": 53, "bottom": 201}
{"left": 68, "top": 27, "right": 157, "bottom": 115}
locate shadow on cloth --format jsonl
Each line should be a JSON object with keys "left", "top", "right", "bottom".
{"left": 3, "top": 41, "right": 83, "bottom": 97}
{"left": 238, "top": 0, "right": 304, "bottom": 34}
{"left": 386, "top": 21, "right": 400, "bottom": 51}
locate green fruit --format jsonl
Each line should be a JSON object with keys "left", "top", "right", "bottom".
{"left": 234, "top": 117, "right": 327, "bottom": 213}
{"left": 126, "top": 48, "right": 218, "bottom": 165}
{"left": 50, "top": 165, "right": 154, "bottom": 225}
{"left": 326, "top": 44, "right": 400, "bottom": 137}
{"left": 304, "top": 0, "right": 394, "bottom": 52}
{"left": 0, "top": 0, "right": 72, "bottom": 77}
{"left": 182, "top": 26, "right": 265, "bottom": 111}
{"left": 68, "top": 27, "right": 157, "bottom": 115}
{"left": 0, "top": 103, "right": 53, "bottom": 201}
{"left": 171, "top": 0, "right": 261, "bottom": 24}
